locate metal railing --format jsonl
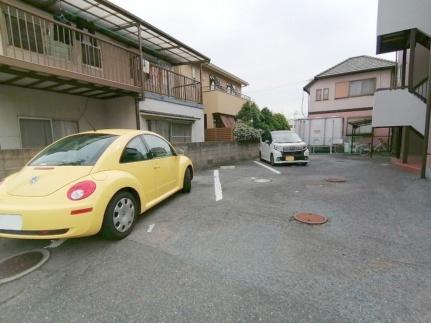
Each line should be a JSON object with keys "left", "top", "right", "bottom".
{"left": 413, "top": 77, "right": 429, "bottom": 102}
{"left": 0, "top": 2, "right": 141, "bottom": 89}
{"left": 144, "top": 64, "right": 201, "bottom": 103}
{"left": 204, "top": 84, "right": 250, "bottom": 101}
{"left": 0, "top": 2, "right": 202, "bottom": 104}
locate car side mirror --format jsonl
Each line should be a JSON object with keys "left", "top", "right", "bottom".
{"left": 265, "top": 140, "right": 271, "bottom": 145}
{"left": 176, "top": 148, "right": 185, "bottom": 155}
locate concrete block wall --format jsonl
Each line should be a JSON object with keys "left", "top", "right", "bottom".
{"left": 0, "top": 142, "right": 259, "bottom": 179}
{"left": 0, "top": 149, "right": 39, "bottom": 180}
{"left": 175, "top": 141, "right": 259, "bottom": 170}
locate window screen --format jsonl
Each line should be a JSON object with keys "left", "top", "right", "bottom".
{"left": 323, "top": 88, "right": 329, "bottom": 100}
{"left": 171, "top": 123, "right": 192, "bottom": 143}
{"left": 147, "top": 119, "right": 170, "bottom": 140}
{"left": 316, "top": 89, "right": 322, "bottom": 101}
{"left": 349, "top": 79, "right": 376, "bottom": 97}
{"left": 52, "top": 120, "right": 78, "bottom": 141}
{"left": 19, "top": 118, "right": 53, "bottom": 148}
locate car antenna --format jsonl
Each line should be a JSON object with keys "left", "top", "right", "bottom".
{"left": 78, "top": 97, "right": 96, "bottom": 131}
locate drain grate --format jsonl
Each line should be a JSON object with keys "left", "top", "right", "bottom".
{"left": 0, "top": 249, "right": 50, "bottom": 285}
{"left": 325, "top": 176, "right": 347, "bottom": 183}
{"left": 294, "top": 212, "right": 328, "bottom": 225}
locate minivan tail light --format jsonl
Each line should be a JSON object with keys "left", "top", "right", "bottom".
{"left": 67, "top": 181, "right": 96, "bottom": 201}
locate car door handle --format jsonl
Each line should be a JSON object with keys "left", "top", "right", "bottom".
{"left": 153, "top": 166, "right": 160, "bottom": 169}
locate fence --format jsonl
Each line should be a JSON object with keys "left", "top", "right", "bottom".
{"left": 205, "top": 128, "right": 234, "bottom": 142}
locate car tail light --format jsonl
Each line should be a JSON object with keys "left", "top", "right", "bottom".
{"left": 67, "top": 181, "right": 96, "bottom": 201}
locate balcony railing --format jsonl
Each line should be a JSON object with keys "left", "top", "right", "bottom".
{"left": 144, "top": 64, "right": 201, "bottom": 104}
{"left": 204, "top": 84, "right": 251, "bottom": 101}
{"left": 0, "top": 2, "right": 141, "bottom": 90}
{"left": 0, "top": 2, "right": 202, "bottom": 104}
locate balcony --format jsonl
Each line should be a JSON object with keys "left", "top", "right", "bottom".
{"left": 373, "top": 87, "right": 427, "bottom": 135}
{"left": 0, "top": 2, "right": 201, "bottom": 103}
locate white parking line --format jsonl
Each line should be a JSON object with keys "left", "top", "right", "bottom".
{"left": 147, "top": 224, "right": 155, "bottom": 233}
{"left": 213, "top": 169, "right": 223, "bottom": 201}
{"left": 253, "top": 161, "right": 281, "bottom": 175}
{"left": 45, "top": 239, "right": 67, "bottom": 249}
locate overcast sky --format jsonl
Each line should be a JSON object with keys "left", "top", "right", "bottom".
{"left": 111, "top": 0, "right": 395, "bottom": 118}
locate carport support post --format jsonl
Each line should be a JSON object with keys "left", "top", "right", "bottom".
{"left": 370, "top": 127, "right": 374, "bottom": 158}
{"left": 136, "top": 23, "right": 145, "bottom": 130}
{"left": 420, "top": 44, "right": 431, "bottom": 179}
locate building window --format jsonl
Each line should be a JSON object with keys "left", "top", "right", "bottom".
{"left": 147, "top": 119, "right": 192, "bottom": 143}
{"left": 4, "top": 13, "right": 44, "bottom": 54}
{"left": 323, "top": 88, "right": 329, "bottom": 100}
{"left": 81, "top": 35, "right": 102, "bottom": 68}
{"left": 19, "top": 118, "right": 78, "bottom": 149}
{"left": 316, "top": 89, "right": 322, "bottom": 101}
{"left": 53, "top": 24, "right": 73, "bottom": 45}
{"left": 171, "top": 122, "right": 192, "bottom": 143}
{"left": 348, "top": 78, "right": 376, "bottom": 97}
{"left": 52, "top": 120, "right": 79, "bottom": 141}
{"left": 19, "top": 118, "right": 53, "bottom": 149}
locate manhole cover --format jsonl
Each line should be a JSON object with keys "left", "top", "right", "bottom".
{"left": 325, "top": 176, "right": 347, "bottom": 183}
{"left": 253, "top": 178, "right": 271, "bottom": 183}
{"left": 294, "top": 212, "right": 328, "bottom": 225}
{"left": 0, "top": 249, "right": 50, "bottom": 285}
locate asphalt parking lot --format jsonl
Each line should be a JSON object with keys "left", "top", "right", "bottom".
{"left": 1, "top": 155, "right": 431, "bottom": 322}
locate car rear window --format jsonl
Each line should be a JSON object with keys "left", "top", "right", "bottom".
{"left": 30, "top": 134, "right": 118, "bottom": 166}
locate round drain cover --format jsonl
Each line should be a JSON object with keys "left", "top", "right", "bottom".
{"left": 325, "top": 176, "right": 346, "bottom": 183}
{"left": 253, "top": 178, "right": 271, "bottom": 183}
{"left": 294, "top": 212, "right": 328, "bottom": 225}
{"left": 0, "top": 249, "right": 50, "bottom": 285}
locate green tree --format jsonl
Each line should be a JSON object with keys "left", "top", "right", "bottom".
{"left": 236, "top": 102, "right": 290, "bottom": 141}
{"left": 236, "top": 101, "right": 261, "bottom": 128}
{"left": 272, "top": 113, "right": 290, "bottom": 130}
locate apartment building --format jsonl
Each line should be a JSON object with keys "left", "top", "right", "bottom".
{"left": 200, "top": 63, "right": 249, "bottom": 129}
{"left": 372, "top": 0, "right": 431, "bottom": 178}
{"left": 0, "top": 0, "right": 209, "bottom": 150}
{"left": 304, "top": 55, "right": 395, "bottom": 148}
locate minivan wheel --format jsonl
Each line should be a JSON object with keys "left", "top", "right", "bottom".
{"left": 101, "top": 191, "right": 138, "bottom": 240}
{"left": 270, "top": 154, "right": 275, "bottom": 166}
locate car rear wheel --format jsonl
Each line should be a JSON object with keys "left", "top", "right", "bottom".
{"left": 182, "top": 168, "right": 192, "bottom": 193}
{"left": 101, "top": 191, "right": 138, "bottom": 240}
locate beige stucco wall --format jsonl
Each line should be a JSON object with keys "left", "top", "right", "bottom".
{"left": 203, "top": 90, "right": 247, "bottom": 128}
{"left": 0, "top": 85, "right": 136, "bottom": 149}
{"left": 308, "top": 69, "right": 393, "bottom": 113}
{"left": 201, "top": 67, "right": 242, "bottom": 92}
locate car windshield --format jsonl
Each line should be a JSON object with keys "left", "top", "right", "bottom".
{"left": 30, "top": 134, "right": 118, "bottom": 166}
{"left": 272, "top": 132, "right": 302, "bottom": 143}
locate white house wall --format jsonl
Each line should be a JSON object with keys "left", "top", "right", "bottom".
{"left": 139, "top": 97, "right": 204, "bottom": 142}
{"left": 377, "top": 0, "right": 431, "bottom": 37}
{"left": 308, "top": 70, "right": 392, "bottom": 113}
{"left": 0, "top": 85, "right": 138, "bottom": 149}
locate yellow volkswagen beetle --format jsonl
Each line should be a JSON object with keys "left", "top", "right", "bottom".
{"left": 0, "top": 130, "right": 193, "bottom": 240}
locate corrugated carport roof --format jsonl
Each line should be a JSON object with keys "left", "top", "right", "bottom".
{"left": 25, "top": 0, "right": 210, "bottom": 64}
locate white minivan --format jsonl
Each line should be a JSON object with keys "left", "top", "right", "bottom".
{"left": 259, "top": 130, "right": 310, "bottom": 166}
